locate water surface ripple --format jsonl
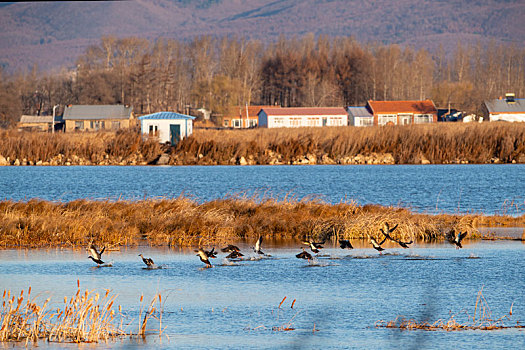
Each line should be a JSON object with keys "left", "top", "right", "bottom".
{"left": 0, "top": 164, "right": 524, "bottom": 215}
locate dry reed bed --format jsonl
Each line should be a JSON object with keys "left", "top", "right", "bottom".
{"left": 0, "top": 281, "right": 163, "bottom": 345}
{"left": 376, "top": 287, "right": 524, "bottom": 331}
{"left": 2, "top": 122, "right": 525, "bottom": 165}
{"left": 0, "top": 197, "right": 523, "bottom": 248}
{"left": 176, "top": 123, "right": 525, "bottom": 164}
{"left": 0, "top": 128, "right": 162, "bottom": 165}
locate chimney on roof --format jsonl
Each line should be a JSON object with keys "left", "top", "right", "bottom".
{"left": 505, "top": 93, "right": 515, "bottom": 104}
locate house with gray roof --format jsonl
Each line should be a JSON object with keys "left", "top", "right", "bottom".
{"left": 347, "top": 106, "right": 374, "bottom": 126}
{"left": 62, "top": 105, "right": 134, "bottom": 132}
{"left": 484, "top": 93, "right": 525, "bottom": 122}
{"left": 138, "top": 112, "right": 195, "bottom": 145}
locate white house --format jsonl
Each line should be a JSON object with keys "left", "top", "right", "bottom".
{"left": 484, "top": 93, "right": 525, "bottom": 122}
{"left": 258, "top": 107, "right": 348, "bottom": 128}
{"left": 347, "top": 107, "right": 374, "bottom": 126}
{"left": 138, "top": 112, "right": 195, "bottom": 145}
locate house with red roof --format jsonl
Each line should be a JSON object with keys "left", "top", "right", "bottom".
{"left": 366, "top": 100, "right": 437, "bottom": 126}
{"left": 222, "top": 105, "right": 275, "bottom": 128}
{"left": 258, "top": 107, "right": 348, "bottom": 128}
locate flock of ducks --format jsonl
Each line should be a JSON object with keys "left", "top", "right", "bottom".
{"left": 87, "top": 223, "right": 468, "bottom": 268}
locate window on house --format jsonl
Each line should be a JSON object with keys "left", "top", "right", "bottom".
{"left": 249, "top": 119, "right": 257, "bottom": 127}
{"left": 414, "top": 114, "right": 432, "bottom": 124}
{"left": 148, "top": 124, "right": 158, "bottom": 136}
{"left": 101, "top": 121, "right": 106, "bottom": 129}
{"left": 75, "top": 121, "right": 84, "bottom": 130}
{"left": 224, "top": 120, "right": 229, "bottom": 127}
{"left": 233, "top": 119, "right": 241, "bottom": 128}
{"left": 378, "top": 115, "right": 397, "bottom": 125}
{"left": 360, "top": 117, "right": 373, "bottom": 126}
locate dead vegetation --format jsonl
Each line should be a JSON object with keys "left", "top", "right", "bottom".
{"left": 1, "top": 122, "right": 525, "bottom": 165}
{"left": 376, "top": 287, "right": 524, "bottom": 331}
{"left": 0, "top": 281, "right": 164, "bottom": 345}
{"left": 0, "top": 197, "right": 523, "bottom": 248}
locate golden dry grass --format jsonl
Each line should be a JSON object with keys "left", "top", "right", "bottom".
{"left": 0, "top": 197, "right": 523, "bottom": 248}
{"left": 0, "top": 281, "right": 163, "bottom": 344}
{"left": 176, "top": 122, "right": 525, "bottom": 164}
{"left": 2, "top": 122, "right": 525, "bottom": 165}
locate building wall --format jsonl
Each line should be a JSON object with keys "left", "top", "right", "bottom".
{"left": 140, "top": 118, "right": 193, "bottom": 143}
{"left": 260, "top": 113, "right": 348, "bottom": 128}
{"left": 373, "top": 113, "right": 437, "bottom": 126}
{"left": 18, "top": 123, "right": 50, "bottom": 131}
{"left": 489, "top": 113, "right": 525, "bottom": 122}
{"left": 64, "top": 119, "right": 131, "bottom": 132}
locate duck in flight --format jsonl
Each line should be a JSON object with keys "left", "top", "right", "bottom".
{"left": 339, "top": 239, "right": 353, "bottom": 249}
{"left": 368, "top": 234, "right": 387, "bottom": 253}
{"left": 253, "top": 236, "right": 264, "bottom": 255}
{"left": 88, "top": 244, "right": 105, "bottom": 265}
{"left": 204, "top": 247, "right": 217, "bottom": 258}
{"left": 138, "top": 254, "right": 155, "bottom": 268}
{"left": 302, "top": 240, "right": 324, "bottom": 254}
{"left": 380, "top": 222, "right": 413, "bottom": 248}
{"left": 221, "top": 244, "right": 240, "bottom": 253}
{"left": 296, "top": 248, "right": 313, "bottom": 261}
{"left": 195, "top": 248, "right": 213, "bottom": 268}
{"left": 448, "top": 231, "right": 468, "bottom": 249}
{"left": 226, "top": 250, "right": 244, "bottom": 259}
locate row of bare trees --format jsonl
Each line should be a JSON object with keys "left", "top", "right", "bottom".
{"left": 1, "top": 34, "right": 524, "bottom": 128}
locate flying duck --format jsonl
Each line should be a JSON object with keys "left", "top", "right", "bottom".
{"left": 138, "top": 254, "right": 155, "bottom": 268}
{"left": 339, "top": 239, "right": 353, "bottom": 249}
{"left": 195, "top": 248, "right": 213, "bottom": 267}
{"left": 221, "top": 244, "right": 241, "bottom": 253}
{"left": 204, "top": 247, "right": 217, "bottom": 258}
{"left": 253, "top": 236, "right": 264, "bottom": 255}
{"left": 226, "top": 250, "right": 244, "bottom": 259}
{"left": 296, "top": 248, "right": 313, "bottom": 261}
{"left": 88, "top": 244, "right": 105, "bottom": 265}
{"left": 448, "top": 231, "right": 468, "bottom": 249}
{"left": 380, "top": 222, "right": 413, "bottom": 248}
{"left": 368, "top": 234, "right": 387, "bottom": 253}
{"left": 302, "top": 240, "right": 324, "bottom": 254}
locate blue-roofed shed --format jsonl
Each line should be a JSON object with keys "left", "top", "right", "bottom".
{"left": 138, "top": 112, "right": 195, "bottom": 145}
{"left": 347, "top": 106, "right": 373, "bottom": 126}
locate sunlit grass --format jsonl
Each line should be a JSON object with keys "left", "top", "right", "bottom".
{"left": 0, "top": 281, "right": 164, "bottom": 344}
{"left": 0, "top": 197, "right": 523, "bottom": 248}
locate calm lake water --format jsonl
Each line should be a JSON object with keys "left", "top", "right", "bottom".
{"left": 0, "top": 164, "right": 524, "bottom": 215}
{"left": 0, "top": 241, "right": 524, "bottom": 349}
{"left": 1, "top": 164, "right": 524, "bottom": 348}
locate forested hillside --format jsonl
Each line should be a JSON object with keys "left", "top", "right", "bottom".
{"left": 1, "top": 35, "right": 524, "bottom": 128}
{"left": 0, "top": 0, "right": 524, "bottom": 72}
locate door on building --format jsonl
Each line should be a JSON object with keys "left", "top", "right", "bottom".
{"left": 170, "top": 124, "right": 181, "bottom": 145}
{"left": 322, "top": 117, "right": 328, "bottom": 126}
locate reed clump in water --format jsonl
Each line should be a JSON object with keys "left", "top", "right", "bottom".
{"left": 0, "top": 281, "right": 164, "bottom": 344}
{"left": 0, "top": 197, "right": 522, "bottom": 248}
{"left": 376, "top": 287, "right": 524, "bottom": 331}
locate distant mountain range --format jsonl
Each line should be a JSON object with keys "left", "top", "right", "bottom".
{"left": 1, "top": 0, "right": 524, "bottom": 73}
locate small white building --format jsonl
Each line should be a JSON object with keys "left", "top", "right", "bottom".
{"left": 138, "top": 112, "right": 195, "bottom": 145}
{"left": 484, "top": 94, "right": 525, "bottom": 122}
{"left": 258, "top": 107, "right": 348, "bottom": 128}
{"left": 347, "top": 107, "right": 374, "bottom": 126}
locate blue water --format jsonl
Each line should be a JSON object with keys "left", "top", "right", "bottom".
{"left": 0, "top": 241, "right": 524, "bottom": 349}
{"left": 0, "top": 164, "right": 524, "bottom": 215}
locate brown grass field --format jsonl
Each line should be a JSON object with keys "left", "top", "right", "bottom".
{"left": 1, "top": 122, "right": 525, "bottom": 165}
{"left": 0, "top": 197, "right": 523, "bottom": 248}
